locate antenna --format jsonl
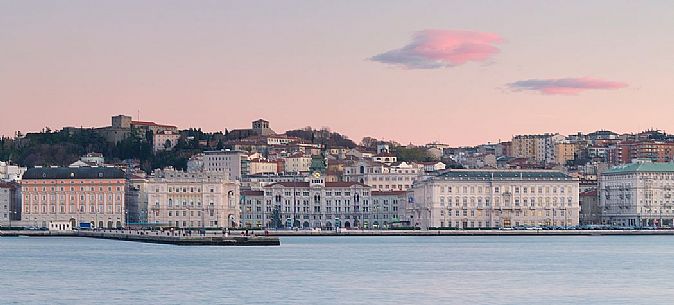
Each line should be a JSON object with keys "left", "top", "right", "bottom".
{"left": 137, "top": 109, "right": 140, "bottom": 120}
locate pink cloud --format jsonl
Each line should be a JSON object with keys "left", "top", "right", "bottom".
{"left": 370, "top": 29, "right": 503, "bottom": 69}
{"left": 507, "top": 77, "right": 628, "bottom": 95}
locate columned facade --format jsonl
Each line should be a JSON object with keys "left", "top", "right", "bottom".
{"left": 412, "top": 170, "right": 580, "bottom": 229}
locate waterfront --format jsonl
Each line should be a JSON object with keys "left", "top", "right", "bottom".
{"left": 2, "top": 236, "right": 674, "bottom": 304}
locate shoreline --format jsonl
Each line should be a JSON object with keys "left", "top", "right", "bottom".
{"left": 263, "top": 229, "right": 674, "bottom": 236}
{"left": 4, "top": 229, "right": 674, "bottom": 239}
{"left": 0, "top": 230, "right": 280, "bottom": 246}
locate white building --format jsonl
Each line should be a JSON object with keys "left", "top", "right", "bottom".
{"left": 239, "top": 173, "right": 408, "bottom": 229}
{"left": 147, "top": 168, "right": 240, "bottom": 228}
{"left": 421, "top": 162, "right": 447, "bottom": 172}
{"left": 0, "top": 161, "right": 27, "bottom": 181}
{"left": 248, "top": 159, "right": 278, "bottom": 175}
{"left": 372, "top": 152, "right": 397, "bottom": 164}
{"left": 203, "top": 150, "right": 246, "bottom": 180}
{"left": 187, "top": 153, "right": 204, "bottom": 173}
{"left": 0, "top": 182, "right": 18, "bottom": 227}
{"left": 80, "top": 153, "right": 105, "bottom": 165}
{"left": 343, "top": 160, "right": 422, "bottom": 191}
{"left": 283, "top": 153, "right": 312, "bottom": 173}
{"left": 411, "top": 169, "right": 580, "bottom": 229}
{"left": 599, "top": 162, "right": 674, "bottom": 227}
{"left": 153, "top": 130, "right": 180, "bottom": 153}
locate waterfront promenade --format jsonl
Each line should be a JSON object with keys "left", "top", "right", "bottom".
{"left": 262, "top": 229, "right": 674, "bottom": 237}
{"left": 0, "top": 229, "right": 280, "bottom": 246}
{"left": 5, "top": 229, "right": 674, "bottom": 240}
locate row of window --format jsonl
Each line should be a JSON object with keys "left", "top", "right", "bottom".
{"left": 24, "top": 186, "right": 122, "bottom": 192}
{"left": 23, "top": 204, "right": 122, "bottom": 214}
{"left": 437, "top": 185, "right": 574, "bottom": 194}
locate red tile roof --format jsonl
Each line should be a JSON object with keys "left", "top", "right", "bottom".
{"left": 131, "top": 121, "right": 177, "bottom": 128}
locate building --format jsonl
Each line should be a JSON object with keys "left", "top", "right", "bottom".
{"left": 239, "top": 173, "right": 394, "bottom": 229}
{"left": 248, "top": 159, "right": 279, "bottom": 175}
{"left": 241, "top": 173, "right": 308, "bottom": 190}
{"left": 20, "top": 167, "right": 126, "bottom": 229}
{"left": 372, "top": 152, "right": 397, "bottom": 164}
{"left": 343, "top": 160, "right": 422, "bottom": 191}
{"left": 608, "top": 141, "right": 674, "bottom": 165}
{"left": 96, "top": 115, "right": 178, "bottom": 143}
{"left": 411, "top": 169, "right": 580, "bottom": 229}
{"left": 0, "top": 182, "right": 19, "bottom": 227}
{"left": 511, "top": 134, "right": 565, "bottom": 164}
{"left": 0, "top": 161, "right": 27, "bottom": 181}
{"left": 554, "top": 141, "right": 576, "bottom": 165}
{"left": 70, "top": 153, "right": 106, "bottom": 167}
{"left": 203, "top": 150, "right": 246, "bottom": 180}
{"left": 126, "top": 175, "right": 149, "bottom": 225}
{"left": 146, "top": 168, "right": 240, "bottom": 228}
{"left": 187, "top": 153, "right": 204, "bottom": 172}
{"left": 599, "top": 162, "right": 674, "bottom": 227}
{"left": 579, "top": 189, "right": 600, "bottom": 225}
{"left": 227, "top": 119, "right": 276, "bottom": 140}
{"left": 283, "top": 153, "right": 312, "bottom": 173}
{"left": 421, "top": 162, "right": 447, "bottom": 172}
{"left": 153, "top": 130, "right": 180, "bottom": 153}
{"left": 80, "top": 153, "right": 105, "bottom": 165}
{"left": 370, "top": 191, "right": 409, "bottom": 228}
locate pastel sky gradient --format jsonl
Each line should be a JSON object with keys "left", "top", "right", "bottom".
{"left": 1, "top": 1, "right": 674, "bottom": 146}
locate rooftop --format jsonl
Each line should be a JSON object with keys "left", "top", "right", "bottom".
{"left": 22, "top": 167, "right": 125, "bottom": 180}
{"left": 437, "top": 169, "right": 571, "bottom": 180}
{"left": 266, "top": 181, "right": 368, "bottom": 188}
{"left": 603, "top": 162, "right": 674, "bottom": 175}
{"left": 131, "top": 120, "right": 177, "bottom": 129}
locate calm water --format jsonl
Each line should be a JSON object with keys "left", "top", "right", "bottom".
{"left": 1, "top": 235, "right": 674, "bottom": 304}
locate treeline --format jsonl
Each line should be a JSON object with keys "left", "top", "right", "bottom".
{"left": 0, "top": 128, "right": 202, "bottom": 172}
{"left": 286, "top": 127, "right": 357, "bottom": 148}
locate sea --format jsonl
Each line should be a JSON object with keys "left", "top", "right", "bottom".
{"left": 1, "top": 235, "right": 673, "bottom": 304}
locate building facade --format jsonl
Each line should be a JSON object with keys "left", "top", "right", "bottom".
{"left": 511, "top": 134, "right": 565, "bottom": 164}
{"left": 239, "top": 173, "right": 407, "bottom": 229}
{"left": 203, "top": 150, "right": 246, "bottom": 180}
{"left": 0, "top": 182, "right": 19, "bottom": 227}
{"left": 599, "top": 162, "right": 674, "bottom": 227}
{"left": 343, "top": 160, "right": 422, "bottom": 191}
{"left": 20, "top": 167, "right": 126, "bottom": 229}
{"left": 411, "top": 170, "right": 580, "bottom": 229}
{"left": 248, "top": 159, "right": 278, "bottom": 175}
{"left": 579, "top": 189, "right": 600, "bottom": 225}
{"left": 0, "top": 161, "right": 27, "bottom": 182}
{"left": 146, "top": 168, "right": 240, "bottom": 228}
{"left": 153, "top": 130, "right": 180, "bottom": 153}
{"left": 126, "top": 175, "right": 149, "bottom": 225}
{"left": 283, "top": 153, "right": 312, "bottom": 173}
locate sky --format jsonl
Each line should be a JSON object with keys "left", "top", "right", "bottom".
{"left": 1, "top": 0, "right": 673, "bottom": 146}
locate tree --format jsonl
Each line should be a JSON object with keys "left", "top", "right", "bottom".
{"left": 361, "top": 137, "right": 379, "bottom": 149}
{"left": 392, "top": 146, "right": 434, "bottom": 162}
